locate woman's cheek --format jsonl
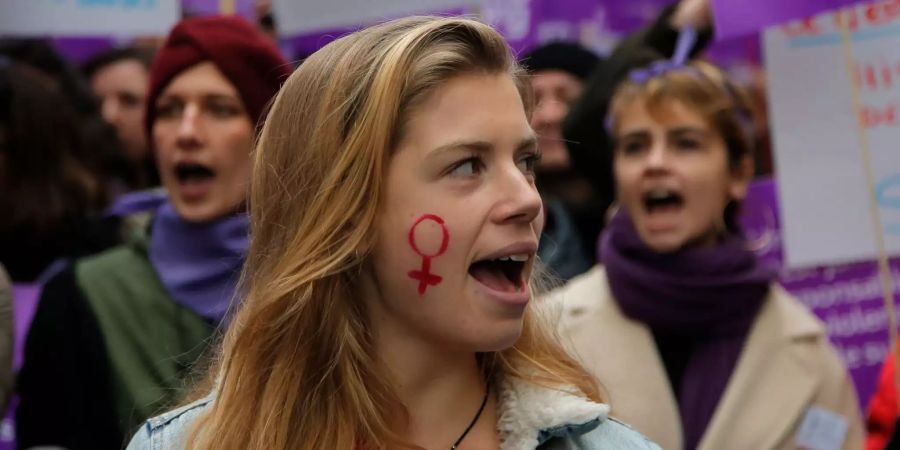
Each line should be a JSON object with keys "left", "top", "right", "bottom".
{"left": 405, "top": 213, "right": 451, "bottom": 296}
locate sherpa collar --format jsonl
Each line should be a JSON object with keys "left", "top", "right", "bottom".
{"left": 496, "top": 376, "right": 610, "bottom": 449}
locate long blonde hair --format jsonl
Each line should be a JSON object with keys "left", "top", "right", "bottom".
{"left": 187, "top": 16, "right": 601, "bottom": 450}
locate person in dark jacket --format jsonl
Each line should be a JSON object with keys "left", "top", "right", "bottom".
{"left": 521, "top": 42, "right": 600, "bottom": 281}
{"left": 16, "top": 16, "right": 290, "bottom": 450}
{"left": 83, "top": 46, "right": 159, "bottom": 191}
{"left": 0, "top": 60, "right": 117, "bottom": 283}
{"left": 0, "top": 39, "right": 136, "bottom": 202}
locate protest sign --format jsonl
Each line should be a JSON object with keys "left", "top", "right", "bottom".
{"left": 0, "top": 0, "right": 179, "bottom": 36}
{"left": 764, "top": 0, "right": 900, "bottom": 268}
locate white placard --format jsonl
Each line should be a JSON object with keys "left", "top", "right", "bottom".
{"left": 764, "top": 2, "right": 900, "bottom": 269}
{"left": 0, "top": 0, "right": 179, "bottom": 36}
{"left": 271, "top": 0, "right": 474, "bottom": 36}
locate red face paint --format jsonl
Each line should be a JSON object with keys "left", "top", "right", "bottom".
{"left": 407, "top": 214, "right": 449, "bottom": 295}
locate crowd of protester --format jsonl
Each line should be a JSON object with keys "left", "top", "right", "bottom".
{"left": 0, "top": 0, "right": 898, "bottom": 449}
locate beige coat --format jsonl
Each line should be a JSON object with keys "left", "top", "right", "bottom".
{"left": 550, "top": 266, "right": 863, "bottom": 450}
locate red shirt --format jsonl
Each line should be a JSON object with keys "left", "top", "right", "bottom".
{"left": 868, "top": 352, "right": 898, "bottom": 450}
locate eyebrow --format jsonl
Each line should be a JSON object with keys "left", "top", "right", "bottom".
{"left": 618, "top": 130, "right": 651, "bottom": 141}
{"left": 618, "top": 127, "right": 708, "bottom": 140}
{"left": 430, "top": 134, "right": 538, "bottom": 155}
{"left": 668, "top": 126, "right": 708, "bottom": 137}
{"left": 155, "top": 92, "right": 241, "bottom": 105}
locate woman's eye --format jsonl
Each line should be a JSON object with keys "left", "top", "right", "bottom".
{"left": 675, "top": 138, "right": 701, "bottom": 151}
{"left": 119, "top": 93, "right": 141, "bottom": 108}
{"left": 517, "top": 152, "right": 541, "bottom": 175}
{"left": 207, "top": 102, "right": 240, "bottom": 118}
{"left": 155, "top": 102, "right": 181, "bottom": 119}
{"left": 449, "top": 157, "right": 482, "bottom": 177}
{"left": 619, "top": 140, "right": 646, "bottom": 156}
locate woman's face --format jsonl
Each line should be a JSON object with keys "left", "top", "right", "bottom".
{"left": 530, "top": 70, "right": 583, "bottom": 172}
{"left": 152, "top": 61, "right": 254, "bottom": 223}
{"left": 367, "top": 73, "right": 544, "bottom": 353}
{"left": 91, "top": 58, "right": 149, "bottom": 161}
{"left": 613, "top": 98, "right": 752, "bottom": 253}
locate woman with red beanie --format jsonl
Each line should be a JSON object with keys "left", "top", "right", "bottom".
{"left": 16, "top": 16, "right": 290, "bottom": 450}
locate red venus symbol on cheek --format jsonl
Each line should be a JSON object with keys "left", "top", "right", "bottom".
{"left": 407, "top": 214, "right": 450, "bottom": 296}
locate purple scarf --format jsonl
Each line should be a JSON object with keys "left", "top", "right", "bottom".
{"left": 109, "top": 191, "right": 249, "bottom": 322}
{"left": 600, "top": 211, "right": 774, "bottom": 450}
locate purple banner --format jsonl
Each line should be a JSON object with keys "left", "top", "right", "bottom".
{"left": 181, "top": 0, "right": 256, "bottom": 17}
{"left": 44, "top": 1, "right": 762, "bottom": 69}
{"left": 0, "top": 284, "right": 43, "bottom": 449}
{"left": 282, "top": 6, "right": 470, "bottom": 60}
{"left": 741, "top": 178, "right": 900, "bottom": 408}
{"left": 712, "top": 0, "right": 864, "bottom": 41}
{"left": 40, "top": 1, "right": 762, "bottom": 67}
{"left": 280, "top": 0, "right": 626, "bottom": 57}
{"left": 484, "top": 0, "right": 761, "bottom": 63}
{"left": 480, "top": 0, "right": 614, "bottom": 55}
{"left": 283, "top": 0, "right": 761, "bottom": 66}
{"left": 11, "top": 284, "right": 41, "bottom": 373}
{"left": 51, "top": 37, "right": 115, "bottom": 66}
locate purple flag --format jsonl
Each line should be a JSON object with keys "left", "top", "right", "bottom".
{"left": 11, "top": 284, "right": 41, "bottom": 373}
{"left": 712, "top": 0, "right": 863, "bottom": 41}
{"left": 0, "top": 284, "right": 43, "bottom": 450}
{"left": 181, "top": 0, "right": 256, "bottom": 17}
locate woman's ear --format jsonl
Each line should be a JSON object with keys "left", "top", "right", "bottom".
{"left": 729, "top": 154, "right": 754, "bottom": 202}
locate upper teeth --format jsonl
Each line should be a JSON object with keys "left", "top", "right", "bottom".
{"left": 497, "top": 254, "right": 529, "bottom": 262}
{"left": 648, "top": 190, "right": 673, "bottom": 199}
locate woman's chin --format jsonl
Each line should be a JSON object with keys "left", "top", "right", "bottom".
{"left": 170, "top": 201, "right": 227, "bottom": 224}
{"left": 637, "top": 230, "right": 685, "bottom": 254}
{"left": 472, "top": 323, "right": 524, "bottom": 353}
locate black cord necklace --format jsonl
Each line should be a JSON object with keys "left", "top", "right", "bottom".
{"left": 450, "top": 384, "right": 490, "bottom": 450}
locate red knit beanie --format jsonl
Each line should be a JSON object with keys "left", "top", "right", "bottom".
{"left": 145, "top": 15, "right": 291, "bottom": 139}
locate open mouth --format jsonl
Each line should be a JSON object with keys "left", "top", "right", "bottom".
{"left": 174, "top": 162, "right": 215, "bottom": 185}
{"left": 468, "top": 254, "right": 528, "bottom": 293}
{"left": 643, "top": 188, "right": 684, "bottom": 213}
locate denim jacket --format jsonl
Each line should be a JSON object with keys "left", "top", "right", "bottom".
{"left": 127, "top": 376, "right": 660, "bottom": 449}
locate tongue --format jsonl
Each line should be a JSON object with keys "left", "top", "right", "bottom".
{"left": 470, "top": 263, "right": 517, "bottom": 292}
{"left": 649, "top": 202, "right": 681, "bottom": 213}
{"left": 181, "top": 174, "right": 214, "bottom": 185}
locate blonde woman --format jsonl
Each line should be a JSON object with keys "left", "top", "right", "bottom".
{"left": 126, "top": 16, "right": 659, "bottom": 450}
